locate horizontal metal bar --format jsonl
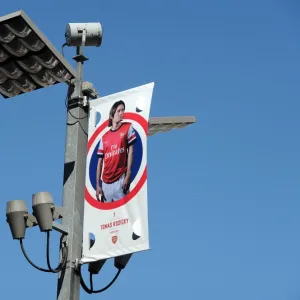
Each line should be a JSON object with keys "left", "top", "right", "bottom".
{"left": 149, "top": 116, "right": 196, "bottom": 125}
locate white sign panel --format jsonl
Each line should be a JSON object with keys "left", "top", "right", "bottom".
{"left": 81, "top": 82, "right": 154, "bottom": 263}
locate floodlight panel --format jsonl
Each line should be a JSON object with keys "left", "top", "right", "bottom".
{"left": 0, "top": 10, "right": 76, "bottom": 99}
{"left": 148, "top": 116, "right": 196, "bottom": 136}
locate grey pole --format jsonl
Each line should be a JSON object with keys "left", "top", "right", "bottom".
{"left": 57, "top": 41, "right": 89, "bottom": 300}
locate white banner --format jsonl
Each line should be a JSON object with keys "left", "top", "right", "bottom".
{"left": 81, "top": 82, "right": 154, "bottom": 263}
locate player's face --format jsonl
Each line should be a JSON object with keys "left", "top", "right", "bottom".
{"left": 113, "top": 104, "right": 125, "bottom": 124}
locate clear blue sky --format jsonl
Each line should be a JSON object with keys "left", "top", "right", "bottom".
{"left": 1, "top": 0, "right": 300, "bottom": 299}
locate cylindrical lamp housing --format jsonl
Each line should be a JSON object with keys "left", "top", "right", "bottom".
{"left": 6, "top": 200, "right": 28, "bottom": 239}
{"left": 88, "top": 259, "right": 106, "bottom": 275}
{"left": 114, "top": 253, "right": 132, "bottom": 270}
{"left": 65, "top": 22, "right": 103, "bottom": 47}
{"left": 32, "top": 192, "right": 54, "bottom": 232}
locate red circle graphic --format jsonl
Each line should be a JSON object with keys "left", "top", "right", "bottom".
{"left": 85, "top": 112, "right": 148, "bottom": 210}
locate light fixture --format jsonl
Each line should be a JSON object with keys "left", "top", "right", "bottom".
{"left": 0, "top": 10, "right": 76, "bottom": 99}
{"left": 6, "top": 199, "right": 28, "bottom": 239}
{"left": 65, "top": 23, "right": 102, "bottom": 47}
{"left": 32, "top": 191, "right": 54, "bottom": 232}
{"left": 148, "top": 116, "right": 196, "bottom": 136}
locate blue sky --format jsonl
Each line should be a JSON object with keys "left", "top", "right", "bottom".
{"left": 1, "top": 0, "right": 300, "bottom": 299}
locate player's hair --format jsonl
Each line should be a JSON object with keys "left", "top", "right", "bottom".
{"left": 108, "top": 100, "right": 125, "bottom": 127}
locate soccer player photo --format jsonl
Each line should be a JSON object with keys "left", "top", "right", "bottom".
{"left": 95, "top": 100, "right": 136, "bottom": 203}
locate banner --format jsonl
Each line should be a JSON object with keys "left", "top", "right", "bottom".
{"left": 81, "top": 82, "right": 154, "bottom": 263}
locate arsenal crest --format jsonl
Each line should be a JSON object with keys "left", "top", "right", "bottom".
{"left": 120, "top": 131, "right": 124, "bottom": 138}
{"left": 112, "top": 236, "right": 118, "bottom": 244}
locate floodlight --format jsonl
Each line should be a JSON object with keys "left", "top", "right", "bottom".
{"left": 65, "top": 23, "right": 102, "bottom": 47}
{"left": 148, "top": 116, "right": 196, "bottom": 136}
{"left": 114, "top": 254, "right": 132, "bottom": 270}
{"left": 0, "top": 10, "right": 76, "bottom": 99}
{"left": 6, "top": 200, "right": 28, "bottom": 239}
{"left": 32, "top": 192, "right": 54, "bottom": 232}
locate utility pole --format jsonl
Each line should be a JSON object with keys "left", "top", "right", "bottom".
{"left": 57, "top": 29, "right": 98, "bottom": 299}
{"left": 56, "top": 88, "right": 88, "bottom": 299}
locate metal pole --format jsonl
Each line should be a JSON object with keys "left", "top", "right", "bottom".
{"left": 57, "top": 42, "right": 88, "bottom": 300}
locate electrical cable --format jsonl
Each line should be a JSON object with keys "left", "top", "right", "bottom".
{"left": 79, "top": 265, "right": 93, "bottom": 294}
{"left": 65, "top": 93, "right": 88, "bottom": 136}
{"left": 19, "top": 238, "right": 52, "bottom": 273}
{"left": 61, "top": 43, "right": 67, "bottom": 58}
{"left": 91, "top": 269, "right": 121, "bottom": 294}
{"left": 90, "top": 272, "right": 94, "bottom": 291}
{"left": 66, "top": 120, "right": 88, "bottom": 136}
{"left": 79, "top": 264, "right": 122, "bottom": 294}
{"left": 19, "top": 233, "right": 68, "bottom": 274}
{"left": 68, "top": 108, "right": 88, "bottom": 120}
{"left": 46, "top": 231, "right": 68, "bottom": 273}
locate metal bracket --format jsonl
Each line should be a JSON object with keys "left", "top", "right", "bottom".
{"left": 25, "top": 214, "right": 38, "bottom": 228}
{"left": 82, "top": 96, "right": 88, "bottom": 107}
{"left": 25, "top": 206, "right": 65, "bottom": 230}
{"left": 72, "top": 259, "right": 81, "bottom": 273}
{"left": 52, "top": 206, "right": 68, "bottom": 235}
{"left": 67, "top": 97, "right": 84, "bottom": 108}
{"left": 52, "top": 205, "right": 64, "bottom": 220}
{"left": 53, "top": 222, "right": 69, "bottom": 235}
{"left": 66, "top": 94, "right": 90, "bottom": 112}
{"left": 70, "top": 29, "right": 87, "bottom": 102}
{"left": 82, "top": 81, "right": 99, "bottom": 99}
{"left": 72, "top": 53, "right": 89, "bottom": 62}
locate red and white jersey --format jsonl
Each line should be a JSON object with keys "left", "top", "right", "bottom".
{"left": 97, "top": 122, "right": 136, "bottom": 183}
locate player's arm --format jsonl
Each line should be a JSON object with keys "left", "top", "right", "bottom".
{"left": 96, "top": 157, "right": 103, "bottom": 188}
{"left": 123, "top": 145, "right": 133, "bottom": 192}
{"left": 96, "top": 139, "right": 104, "bottom": 200}
{"left": 123, "top": 125, "right": 136, "bottom": 191}
{"left": 126, "top": 144, "right": 134, "bottom": 178}
{"left": 96, "top": 158, "right": 103, "bottom": 200}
